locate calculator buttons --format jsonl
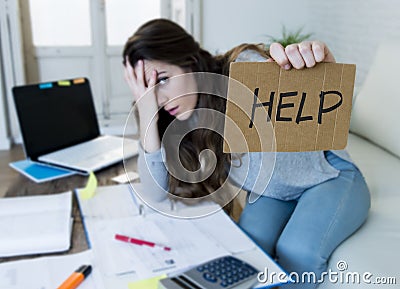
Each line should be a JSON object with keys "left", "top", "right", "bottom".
{"left": 186, "top": 256, "right": 258, "bottom": 289}
{"left": 203, "top": 272, "right": 218, "bottom": 283}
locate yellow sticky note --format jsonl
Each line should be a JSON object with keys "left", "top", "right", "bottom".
{"left": 128, "top": 274, "right": 167, "bottom": 289}
{"left": 79, "top": 172, "right": 97, "bottom": 200}
{"left": 57, "top": 80, "right": 71, "bottom": 86}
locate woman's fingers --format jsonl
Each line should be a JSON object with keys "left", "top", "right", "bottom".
{"left": 269, "top": 42, "right": 291, "bottom": 69}
{"left": 312, "top": 41, "right": 336, "bottom": 63}
{"left": 124, "top": 57, "right": 159, "bottom": 108}
{"left": 285, "top": 44, "right": 305, "bottom": 69}
{"left": 148, "top": 69, "right": 157, "bottom": 88}
{"left": 269, "top": 41, "right": 336, "bottom": 70}
{"left": 124, "top": 57, "right": 145, "bottom": 101}
{"left": 297, "top": 41, "right": 316, "bottom": 68}
{"left": 124, "top": 58, "right": 136, "bottom": 85}
{"left": 135, "top": 59, "right": 147, "bottom": 87}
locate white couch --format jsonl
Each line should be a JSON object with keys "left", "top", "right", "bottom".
{"left": 319, "top": 42, "right": 400, "bottom": 288}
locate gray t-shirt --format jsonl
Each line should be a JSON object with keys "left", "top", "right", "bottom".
{"left": 138, "top": 146, "right": 351, "bottom": 201}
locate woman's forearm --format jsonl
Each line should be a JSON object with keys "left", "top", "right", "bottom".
{"left": 137, "top": 146, "right": 169, "bottom": 202}
{"left": 139, "top": 114, "right": 161, "bottom": 153}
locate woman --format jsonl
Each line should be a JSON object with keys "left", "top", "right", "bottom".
{"left": 123, "top": 19, "right": 370, "bottom": 288}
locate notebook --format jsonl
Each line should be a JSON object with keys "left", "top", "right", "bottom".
{"left": 12, "top": 78, "right": 139, "bottom": 173}
{"left": 0, "top": 191, "right": 72, "bottom": 257}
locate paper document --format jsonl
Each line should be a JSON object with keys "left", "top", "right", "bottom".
{"left": 0, "top": 250, "right": 104, "bottom": 289}
{"left": 76, "top": 184, "right": 141, "bottom": 219}
{"left": 131, "top": 183, "right": 221, "bottom": 217}
{"left": 76, "top": 183, "right": 221, "bottom": 218}
{"left": 193, "top": 210, "right": 256, "bottom": 254}
{"left": 112, "top": 171, "right": 139, "bottom": 184}
{"left": 85, "top": 214, "right": 229, "bottom": 280}
{"left": 0, "top": 191, "right": 72, "bottom": 257}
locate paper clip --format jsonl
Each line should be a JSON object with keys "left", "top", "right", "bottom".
{"left": 170, "top": 199, "right": 176, "bottom": 212}
{"left": 139, "top": 204, "right": 145, "bottom": 216}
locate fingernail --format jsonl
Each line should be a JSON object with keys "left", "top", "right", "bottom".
{"left": 284, "top": 64, "right": 291, "bottom": 70}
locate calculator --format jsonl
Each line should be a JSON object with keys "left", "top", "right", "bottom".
{"left": 159, "top": 255, "right": 259, "bottom": 289}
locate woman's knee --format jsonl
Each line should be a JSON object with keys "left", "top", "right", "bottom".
{"left": 238, "top": 197, "right": 296, "bottom": 256}
{"left": 276, "top": 236, "right": 327, "bottom": 276}
{"left": 238, "top": 211, "right": 276, "bottom": 256}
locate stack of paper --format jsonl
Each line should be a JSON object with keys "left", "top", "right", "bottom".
{"left": 0, "top": 191, "right": 73, "bottom": 257}
{"left": 0, "top": 250, "right": 104, "bottom": 289}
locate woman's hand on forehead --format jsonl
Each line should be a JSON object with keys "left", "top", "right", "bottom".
{"left": 124, "top": 58, "right": 159, "bottom": 123}
{"left": 124, "top": 58, "right": 157, "bottom": 101}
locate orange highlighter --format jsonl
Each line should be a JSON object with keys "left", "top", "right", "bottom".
{"left": 57, "top": 265, "right": 92, "bottom": 289}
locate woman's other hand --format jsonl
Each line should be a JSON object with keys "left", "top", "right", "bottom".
{"left": 124, "top": 58, "right": 159, "bottom": 122}
{"left": 124, "top": 58, "right": 161, "bottom": 152}
{"left": 268, "top": 41, "right": 336, "bottom": 70}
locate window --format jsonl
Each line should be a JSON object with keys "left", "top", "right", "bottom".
{"left": 105, "top": 0, "right": 161, "bottom": 46}
{"left": 28, "top": 0, "right": 91, "bottom": 46}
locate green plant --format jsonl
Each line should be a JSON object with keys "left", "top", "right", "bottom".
{"left": 265, "top": 26, "right": 313, "bottom": 48}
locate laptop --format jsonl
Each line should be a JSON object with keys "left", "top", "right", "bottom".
{"left": 12, "top": 77, "right": 139, "bottom": 173}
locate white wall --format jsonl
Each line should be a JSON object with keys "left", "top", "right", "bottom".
{"left": 202, "top": 0, "right": 400, "bottom": 93}
{"left": 201, "top": 0, "right": 310, "bottom": 54}
{"left": 307, "top": 0, "right": 400, "bottom": 91}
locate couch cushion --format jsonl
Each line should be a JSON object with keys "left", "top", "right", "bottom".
{"left": 319, "top": 133, "right": 400, "bottom": 288}
{"left": 350, "top": 42, "right": 400, "bottom": 159}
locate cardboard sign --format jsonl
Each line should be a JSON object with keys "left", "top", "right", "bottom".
{"left": 223, "top": 62, "right": 356, "bottom": 152}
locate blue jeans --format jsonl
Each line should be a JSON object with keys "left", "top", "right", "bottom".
{"left": 238, "top": 151, "right": 371, "bottom": 289}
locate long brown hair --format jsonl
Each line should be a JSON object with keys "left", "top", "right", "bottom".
{"left": 123, "top": 19, "right": 268, "bottom": 202}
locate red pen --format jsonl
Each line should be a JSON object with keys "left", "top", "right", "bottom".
{"left": 115, "top": 234, "right": 172, "bottom": 251}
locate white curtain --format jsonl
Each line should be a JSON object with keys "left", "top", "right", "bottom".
{"left": 0, "top": 49, "right": 10, "bottom": 150}
{"left": 0, "top": 0, "right": 25, "bottom": 149}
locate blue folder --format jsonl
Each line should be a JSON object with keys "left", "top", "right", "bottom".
{"left": 9, "top": 159, "right": 76, "bottom": 183}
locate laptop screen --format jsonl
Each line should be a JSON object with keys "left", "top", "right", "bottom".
{"left": 12, "top": 78, "right": 100, "bottom": 161}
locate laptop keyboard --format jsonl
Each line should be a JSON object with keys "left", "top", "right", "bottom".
{"left": 39, "top": 135, "right": 138, "bottom": 171}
